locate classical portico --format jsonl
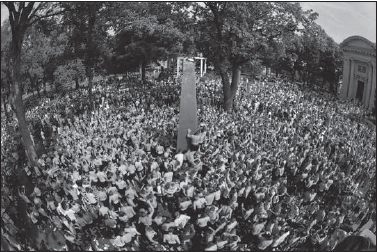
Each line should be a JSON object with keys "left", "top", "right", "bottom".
{"left": 340, "top": 36, "right": 376, "bottom": 110}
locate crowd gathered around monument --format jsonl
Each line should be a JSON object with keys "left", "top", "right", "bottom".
{"left": 1, "top": 74, "right": 376, "bottom": 251}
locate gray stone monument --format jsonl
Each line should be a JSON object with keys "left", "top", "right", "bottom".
{"left": 177, "top": 59, "right": 197, "bottom": 152}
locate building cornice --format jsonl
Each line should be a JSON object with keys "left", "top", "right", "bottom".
{"left": 343, "top": 46, "right": 376, "bottom": 57}
{"left": 340, "top": 35, "right": 376, "bottom": 50}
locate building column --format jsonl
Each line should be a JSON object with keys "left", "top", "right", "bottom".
{"left": 364, "top": 62, "right": 373, "bottom": 108}
{"left": 340, "top": 56, "right": 349, "bottom": 98}
{"left": 348, "top": 58, "right": 355, "bottom": 98}
{"left": 369, "top": 62, "right": 376, "bottom": 110}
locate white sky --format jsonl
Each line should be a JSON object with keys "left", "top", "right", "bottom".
{"left": 1, "top": 2, "right": 376, "bottom": 44}
{"left": 1, "top": 3, "right": 8, "bottom": 26}
{"left": 299, "top": 2, "right": 376, "bottom": 43}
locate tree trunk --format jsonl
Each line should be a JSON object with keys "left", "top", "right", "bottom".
{"left": 8, "top": 81, "right": 12, "bottom": 100}
{"left": 88, "top": 67, "right": 93, "bottom": 110}
{"left": 304, "top": 71, "right": 308, "bottom": 86}
{"left": 141, "top": 60, "right": 146, "bottom": 83}
{"left": 2, "top": 93, "right": 10, "bottom": 123}
{"left": 34, "top": 78, "right": 41, "bottom": 99}
{"left": 37, "top": 85, "right": 40, "bottom": 98}
{"left": 220, "top": 63, "right": 241, "bottom": 112}
{"left": 230, "top": 64, "right": 241, "bottom": 108}
{"left": 43, "top": 79, "right": 47, "bottom": 95}
{"left": 219, "top": 64, "right": 231, "bottom": 111}
{"left": 86, "top": 5, "right": 97, "bottom": 111}
{"left": 11, "top": 30, "right": 39, "bottom": 167}
{"left": 291, "top": 70, "right": 295, "bottom": 82}
{"left": 75, "top": 75, "right": 79, "bottom": 90}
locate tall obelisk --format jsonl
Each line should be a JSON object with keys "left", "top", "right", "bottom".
{"left": 177, "top": 59, "right": 197, "bottom": 152}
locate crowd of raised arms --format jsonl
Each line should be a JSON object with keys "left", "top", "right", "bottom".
{"left": 2, "top": 76, "right": 375, "bottom": 251}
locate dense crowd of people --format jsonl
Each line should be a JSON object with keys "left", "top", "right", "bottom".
{"left": 1, "top": 76, "right": 376, "bottom": 251}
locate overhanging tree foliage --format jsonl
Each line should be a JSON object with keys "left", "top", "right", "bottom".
{"left": 291, "top": 22, "right": 341, "bottom": 91}
{"left": 53, "top": 58, "right": 86, "bottom": 91}
{"left": 2, "top": 2, "right": 65, "bottom": 168}
{"left": 1, "top": 20, "right": 13, "bottom": 122}
{"left": 22, "top": 24, "right": 65, "bottom": 97}
{"left": 195, "top": 2, "right": 317, "bottom": 111}
{"left": 112, "top": 2, "right": 185, "bottom": 81}
{"left": 61, "top": 2, "right": 109, "bottom": 106}
{"left": 319, "top": 39, "right": 342, "bottom": 93}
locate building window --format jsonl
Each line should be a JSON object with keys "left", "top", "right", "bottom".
{"left": 358, "top": 65, "right": 367, "bottom": 73}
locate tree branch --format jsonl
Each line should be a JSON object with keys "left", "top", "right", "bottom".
{"left": 22, "top": 2, "right": 35, "bottom": 22}
{"left": 28, "top": 2, "right": 44, "bottom": 24}
{"left": 3, "top": 2, "right": 17, "bottom": 26}
{"left": 19, "top": 2, "right": 25, "bottom": 11}
{"left": 3, "top": 2, "right": 15, "bottom": 14}
{"left": 28, "top": 9, "right": 66, "bottom": 27}
{"left": 219, "top": 2, "right": 227, "bottom": 17}
{"left": 206, "top": 2, "right": 223, "bottom": 42}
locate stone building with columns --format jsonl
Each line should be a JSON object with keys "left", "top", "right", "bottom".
{"left": 340, "top": 36, "right": 376, "bottom": 110}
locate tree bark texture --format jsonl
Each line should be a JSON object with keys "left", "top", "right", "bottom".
{"left": 88, "top": 67, "right": 93, "bottom": 110}
{"left": 141, "top": 60, "right": 147, "bottom": 82}
{"left": 2, "top": 93, "right": 11, "bottom": 123}
{"left": 11, "top": 28, "right": 39, "bottom": 167}
{"left": 43, "top": 79, "right": 47, "bottom": 95}
{"left": 86, "top": 6, "right": 97, "bottom": 111}
{"left": 75, "top": 76, "right": 79, "bottom": 90}
{"left": 219, "top": 62, "right": 241, "bottom": 111}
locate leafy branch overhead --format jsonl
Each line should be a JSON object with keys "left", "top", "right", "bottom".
{"left": 113, "top": 2, "right": 185, "bottom": 81}
{"left": 194, "top": 2, "right": 319, "bottom": 110}
{"left": 3, "top": 2, "right": 65, "bottom": 36}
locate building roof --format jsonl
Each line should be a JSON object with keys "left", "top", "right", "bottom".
{"left": 340, "top": 35, "right": 376, "bottom": 50}
{"left": 340, "top": 36, "right": 376, "bottom": 57}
